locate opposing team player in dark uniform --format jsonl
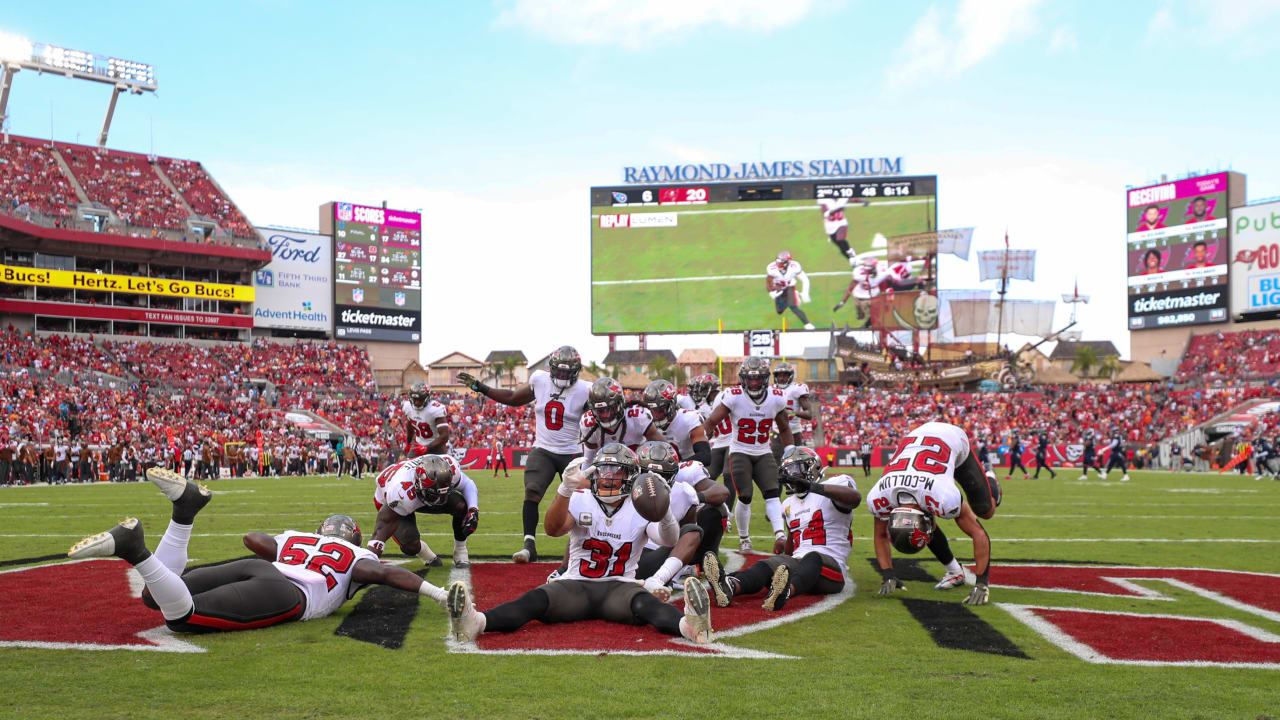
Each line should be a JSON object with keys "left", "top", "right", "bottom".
{"left": 1032, "top": 431, "right": 1056, "bottom": 479}
{"left": 68, "top": 468, "right": 447, "bottom": 633}
{"left": 1078, "top": 429, "right": 1103, "bottom": 480}
{"left": 1102, "top": 428, "right": 1130, "bottom": 481}
{"left": 1006, "top": 434, "right": 1028, "bottom": 480}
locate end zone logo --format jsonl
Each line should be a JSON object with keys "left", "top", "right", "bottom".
{"left": 989, "top": 564, "right": 1280, "bottom": 668}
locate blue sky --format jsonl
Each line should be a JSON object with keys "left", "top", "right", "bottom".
{"left": 4, "top": 0, "right": 1280, "bottom": 363}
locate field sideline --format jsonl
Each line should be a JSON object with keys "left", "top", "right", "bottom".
{"left": 1, "top": 468, "right": 1277, "bottom": 719}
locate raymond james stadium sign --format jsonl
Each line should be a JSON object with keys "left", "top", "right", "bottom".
{"left": 621, "top": 157, "right": 904, "bottom": 184}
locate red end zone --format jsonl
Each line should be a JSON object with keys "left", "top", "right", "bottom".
{"left": 0, "top": 559, "right": 203, "bottom": 652}
{"left": 459, "top": 555, "right": 853, "bottom": 658}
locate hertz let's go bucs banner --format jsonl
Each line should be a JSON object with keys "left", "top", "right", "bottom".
{"left": 0, "top": 264, "right": 255, "bottom": 302}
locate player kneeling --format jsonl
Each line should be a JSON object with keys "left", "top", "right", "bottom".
{"left": 67, "top": 468, "right": 447, "bottom": 633}
{"left": 866, "top": 421, "right": 1000, "bottom": 605}
{"left": 701, "top": 447, "right": 860, "bottom": 611}
{"left": 367, "top": 454, "right": 480, "bottom": 568}
{"left": 446, "top": 444, "right": 714, "bottom": 644}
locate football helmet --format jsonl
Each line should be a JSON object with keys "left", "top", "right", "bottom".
{"left": 548, "top": 345, "right": 582, "bottom": 390}
{"left": 588, "top": 377, "right": 625, "bottom": 432}
{"left": 772, "top": 361, "right": 796, "bottom": 389}
{"left": 887, "top": 506, "right": 934, "bottom": 554}
{"left": 738, "top": 356, "right": 771, "bottom": 403}
{"left": 775, "top": 250, "right": 792, "bottom": 272}
{"left": 779, "top": 446, "right": 822, "bottom": 496}
{"left": 641, "top": 379, "right": 679, "bottom": 429}
{"left": 317, "top": 514, "right": 362, "bottom": 547}
{"left": 635, "top": 440, "right": 679, "bottom": 482}
{"left": 414, "top": 455, "right": 456, "bottom": 506}
{"left": 407, "top": 381, "right": 430, "bottom": 410}
{"left": 590, "top": 443, "right": 639, "bottom": 505}
{"left": 689, "top": 373, "right": 720, "bottom": 405}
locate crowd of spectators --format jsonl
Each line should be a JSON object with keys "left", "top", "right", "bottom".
{"left": 57, "top": 144, "right": 188, "bottom": 231}
{"left": 0, "top": 138, "right": 77, "bottom": 219}
{"left": 158, "top": 157, "right": 255, "bottom": 238}
{"left": 1176, "top": 329, "right": 1280, "bottom": 383}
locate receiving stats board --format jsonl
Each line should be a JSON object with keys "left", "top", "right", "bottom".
{"left": 332, "top": 202, "right": 423, "bottom": 342}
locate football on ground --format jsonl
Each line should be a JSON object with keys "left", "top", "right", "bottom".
{"left": 630, "top": 473, "right": 670, "bottom": 521}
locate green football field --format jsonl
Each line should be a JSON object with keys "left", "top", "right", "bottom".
{"left": 591, "top": 197, "right": 936, "bottom": 334}
{"left": 1, "top": 468, "right": 1278, "bottom": 720}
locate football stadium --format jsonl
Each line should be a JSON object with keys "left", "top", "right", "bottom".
{"left": 1, "top": 6, "right": 1280, "bottom": 720}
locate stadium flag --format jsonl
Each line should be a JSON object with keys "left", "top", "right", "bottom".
{"left": 256, "top": 429, "right": 264, "bottom": 475}
{"left": 949, "top": 299, "right": 1054, "bottom": 336}
{"left": 978, "top": 249, "right": 1036, "bottom": 281}
{"left": 934, "top": 228, "right": 974, "bottom": 260}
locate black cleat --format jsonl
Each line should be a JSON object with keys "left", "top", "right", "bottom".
{"left": 702, "top": 551, "right": 734, "bottom": 608}
{"left": 762, "top": 564, "right": 793, "bottom": 611}
{"left": 68, "top": 518, "right": 149, "bottom": 565}
{"left": 512, "top": 538, "right": 538, "bottom": 564}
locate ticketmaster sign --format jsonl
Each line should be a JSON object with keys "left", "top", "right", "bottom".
{"left": 253, "top": 228, "right": 332, "bottom": 332}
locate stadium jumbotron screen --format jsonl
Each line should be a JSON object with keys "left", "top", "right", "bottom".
{"left": 590, "top": 176, "right": 938, "bottom": 334}
{"left": 332, "top": 202, "right": 422, "bottom": 343}
{"left": 1125, "top": 172, "right": 1230, "bottom": 330}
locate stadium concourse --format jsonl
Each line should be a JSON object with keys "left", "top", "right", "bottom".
{"left": 3, "top": 324, "right": 1280, "bottom": 485}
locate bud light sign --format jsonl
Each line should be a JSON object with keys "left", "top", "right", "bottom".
{"left": 253, "top": 229, "right": 333, "bottom": 332}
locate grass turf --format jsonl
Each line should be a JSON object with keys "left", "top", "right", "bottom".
{"left": 0, "top": 468, "right": 1277, "bottom": 720}
{"left": 590, "top": 197, "right": 936, "bottom": 333}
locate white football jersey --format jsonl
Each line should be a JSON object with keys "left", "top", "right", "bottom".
{"left": 580, "top": 405, "right": 654, "bottom": 449}
{"left": 698, "top": 396, "right": 732, "bottom": 450}
{"left": 271, "top": 531, "right": 378, "bottom": 621}
{"left": 676, "top": 394, "right": 696, "bottom": 412}
{"left": 780, "top": 382, "right": 810, "bottom": 434}
{"left": 766, "top": 260, "right": 805, "bottom": 297}
{"left": 560, "top": 491, "right": 650, "bottom": 582}
{"left": 783, "top": 475, "right": 856, "bottom": 571}
{"left": 530, "top": 370, "right": 591, "bottom": 454}
{"left": 402, "top": 399, "right": 449, "bottom": 455}
{"left": 818, "top": 197, "right": 849, "bottom": 235}
{"left": 373, "top": 454, "right": 475, "bottom": 514}
{"left": 643, "top": 482, "right": 699, "bottom": 551}
{"left": 867, "top": 421, "right": 970, "bottom": 521}
{"left": 662, "top": 408, "right": 704, "bottom": 460}
{"left": 851, "top": 261, "right": 891, "bottom": 300}
{"left": 672, "top": 460, "right": 710, "bottom": 489}
{"left": 719, "top": 385, "right": 788, "bottom": 456}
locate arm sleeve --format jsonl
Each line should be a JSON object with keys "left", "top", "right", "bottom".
{"left": 798, "top": 271, "right": 810, "bottom": 296}
{"left": 645, "top": 511, "right": 681, "bottom": 547}
{"left": 457, "top": 473, "right": 479, "bottom": 509}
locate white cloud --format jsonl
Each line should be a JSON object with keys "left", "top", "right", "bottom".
{"left": 1146, "top": 4, "right": 1174, "bottom": 39}
{"left": 887, "top": 0, "right": 1043, "bottom": 88}
{"left": 494, "top": 0, "right": 816, "bottom": 50}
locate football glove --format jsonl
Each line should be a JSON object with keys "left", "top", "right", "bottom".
{"left": 799, "top": 291, "right": 811, "bottom": 305}
{"left": 461, "top": 508, "right": 479, "bottom": 537}
{"left": 833, "top": 300, "right": 847, "bottom": 311}
{"left": 963, "top": 583, "right": 990, "bottom": 606}
{"left": 876, "top": 577, "right": 906, "bottom": 597}
{"left": 642, "top": 575, "right": 671, "bottom": 603}
{"left": 455, "top": 372, "right": 485, "bottom": 393}
{"left": 557, "top": 457, "right": 590, "bottom": 497}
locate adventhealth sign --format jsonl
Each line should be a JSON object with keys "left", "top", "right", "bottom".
{"left": 252, "top": 228, "right": 332, "bottom": 332}
{"left": 621, "top": 157, "right": 904, "bottom": 184}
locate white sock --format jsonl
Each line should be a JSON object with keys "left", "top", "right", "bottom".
{"left": 418, "top": 580, "right": 446, "bottom": 604}
{"left": 454, "top": 540, "right": 468, "bottom": 555}
{"left": 653, "top": 556, "right": 684, "bottom": 585}
{"left": 764, "top": 497, "right": 784, "bottom": 535}
{"left": 945, "top": 559, "right": 962, "bottom": 575}
{"left": 154, "top": 520, "right": 192, "bottom": 574}
{"left": 734, "top": 502, "right": 752, "bottom": 539}
{"left": 135, "top": 554, "right": 194, "bottom": 620}
{"left": 417, "top": 543, "right": 437, "bottom": 563}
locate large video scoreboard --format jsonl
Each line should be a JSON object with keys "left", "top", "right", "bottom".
{"left": 1126, "top": 172, "right": 1230, "bottom": 330}
{"left": 331, "top": 202, "right": 422, "bottom": 342}
{"left": 590, "top": 176, "right": 937, "bottom": 334}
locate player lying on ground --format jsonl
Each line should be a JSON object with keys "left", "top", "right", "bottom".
{"left": 700, "top": 356, "right": 795, "bottom": 553}
{"left": 457, "top": 345, "right": 589, "bottom": 564}
{"left": 546, "top": 443, "right": 730, "bottom": 597}
{"left": 402, "top": 381, "right": 450, "bottom": 458}
{"left": 68, "top": 467, "right": 447, "bottom": 633}
{"left": 866, "top": 421, "right": 1001, "bottom": 604}
{"left": 368, "top": 454, "right": 480, "bottom": 568}
{"left": 446, "top": 445, "right": 714, "bottom": 644}
{"left": 702, "top": 447, "right": 860, "bottom": 611}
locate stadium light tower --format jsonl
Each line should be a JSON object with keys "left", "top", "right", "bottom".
{"left": 0, "top": 30, "right": 156, "bottom": 147}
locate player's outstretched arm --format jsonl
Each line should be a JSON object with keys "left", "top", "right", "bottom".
{"left": 809, "top": 481, "right": 860, "bottom": 513}
{"left": 367, "top": 504, "right": 403, "bottom": 557}
{"left": 544, "top": 492, "right": 574, "bottom": 537}
{"left": 351, "top": 559, "right": 434, "bottom": 594}
{"left": 456, "top": 372, "right": 534, "bottom": 407}
{"left": 243, "top": 532, "right": 277, "bottom": 560}
{"left": 403, "top": 419, "right": 416, "bottom": 454}
{"left": 692, "top": 477, "right": 730, "bottom": 506}
{"left": 700, "top": 404, "right": 730, "bottom": 440}
{"left": 955, "top": 501, "right": 991, "bottom": 605}
{"left": 834, "top": 279, "right": 856, "bottom": 311}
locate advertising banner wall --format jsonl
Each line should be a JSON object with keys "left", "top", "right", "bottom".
{"left": 253, "top": 228, "right": 333, "bottom": 331}
{"left": 1229, "top": 200, "right": 1280, "bottom": 320}
{"left": 0, "top": 264, "right": 253, "bottom": 301}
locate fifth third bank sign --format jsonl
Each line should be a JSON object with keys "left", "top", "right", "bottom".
{"left": 253, "top": 228, "right": 333, "bottom": 332}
